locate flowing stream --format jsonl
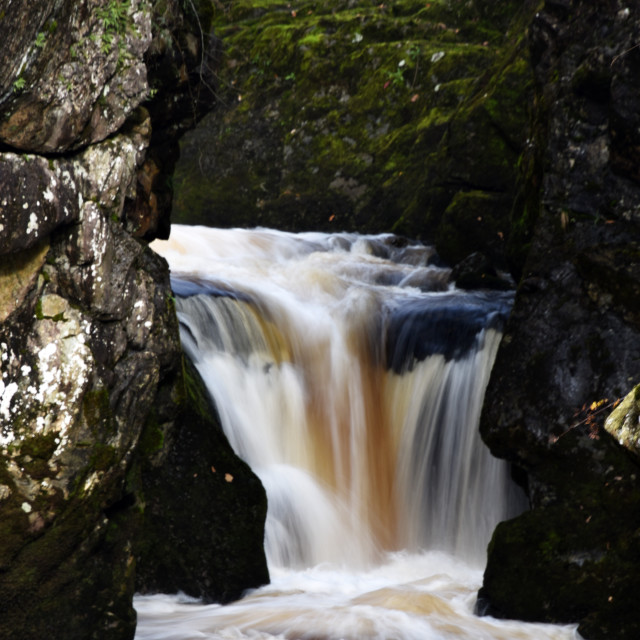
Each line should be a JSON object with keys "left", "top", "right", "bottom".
{"left": 137, "top": 225, "right": 579, "bottom": 640}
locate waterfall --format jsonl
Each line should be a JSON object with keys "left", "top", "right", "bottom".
{"left": 137, "top": 225, "right": 578, "bottom": 640}
{"left": 154, "top": 225, "right": 522, "bottom": 569}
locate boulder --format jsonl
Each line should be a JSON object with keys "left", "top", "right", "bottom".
{"left": 605, "top": 384, "right": 640, "bottom": 461}
{"left": 135, "top": 357, "right": 270, "bottom": 603}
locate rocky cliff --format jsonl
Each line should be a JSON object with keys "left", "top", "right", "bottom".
{"left": 478, "top": 1, "right": 640, "bottom": 638}
{"left": 180, "top": 1, "right": 638, "bottom": 636}
{"left": 0, "top": 2, "right": 268, "bottom": 638}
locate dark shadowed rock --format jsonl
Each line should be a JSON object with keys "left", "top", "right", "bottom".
{"left": 135, "top": 357, "right": 270, "bottom": 603}
{"left": 478, "top": 2, "right": 640, "bottom": 638}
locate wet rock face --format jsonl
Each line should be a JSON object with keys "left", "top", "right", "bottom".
{"left": 0, "top": 1, "right": 267, "bottom": 638}
{"left": 479, "top": 2, "right": 640, "bottom": 638}
{"left": 135, "top": 358, "right": 270, "bottom": 604}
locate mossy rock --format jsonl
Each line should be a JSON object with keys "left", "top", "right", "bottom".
{"left": 479, "top": 422, "right": 640, "bottom": 640}
{"left": 173, "top": 0, "right": 537, "bottom": 269}
{"left": 135, "top": 356, "right": 270, "bottom": 603}
{"left": 0, "top": 441, "right": 139, "bottom": 640}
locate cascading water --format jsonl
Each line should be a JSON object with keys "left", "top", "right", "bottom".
{"left": 135, "top": 225, "right": 579, "bottom": 640}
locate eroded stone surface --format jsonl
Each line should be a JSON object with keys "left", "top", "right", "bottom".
{"left": 0, "top": 154, "right": 80, "bottom": 254}
{"left": 0, "top": 0, "right": 152, "bottom": 153}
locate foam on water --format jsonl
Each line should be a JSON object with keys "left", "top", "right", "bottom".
{"left": 138, "top": 225, "right": 577, "bottom": 640}
{"left": 135, "top": 552, "right": 579, "bottom": 640}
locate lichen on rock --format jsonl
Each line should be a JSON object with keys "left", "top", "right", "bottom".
{"left": 0, "top": 1, "right": 268, "bottom": 638}
{"left": 0, "top": 0, "right": 152, "bottom": 153}
{"left": 605, "top": 384, "right": 640, "bottom": 460}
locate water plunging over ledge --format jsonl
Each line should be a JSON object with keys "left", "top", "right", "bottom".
{"left": 136, "top": 225, "right": 578, "bottom": 640}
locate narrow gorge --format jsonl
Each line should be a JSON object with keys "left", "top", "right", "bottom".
{"left": 1, "top": 1, "right": 639, "bottom": 639}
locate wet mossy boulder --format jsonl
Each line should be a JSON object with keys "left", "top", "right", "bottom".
{"left": 173, "top": 0, "right": 537, "bottom": 269}
{"left": 478, "top": 424, "right": 640, "bottom": 640}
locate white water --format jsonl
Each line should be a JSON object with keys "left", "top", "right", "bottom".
{"left": 138, "top": 225, "right": 579, "bottom": 640}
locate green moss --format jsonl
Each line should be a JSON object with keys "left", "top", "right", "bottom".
{"left": 299, "top": 28, "right": 324, "bottom": 47}
{"left": 180, "top": 355, "right": 216, "bottom": 422}
{"left": 90, "top": 444, "right": 118, "bottom": 471}
{"left": 83, "top": 388, "right": 112, "bottom": 432}
{"left": 14, "top": 433, "right": 58, "bottom": 480}
{"left": 481, "top": 427, "right": 640, "bottom": 636}
{"left": 138, "top": 409, "right": 165, "bottom": 456}
{"left": 173, "top": 0, "right": 537, "bottom": 257}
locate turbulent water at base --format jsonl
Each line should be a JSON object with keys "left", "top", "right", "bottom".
{"left": 138, "top": 225, "right": 579, "bottom": 640}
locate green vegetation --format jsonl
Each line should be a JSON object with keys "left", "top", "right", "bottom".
{"left": 173, "top": 0, "right": 537, "bottom": 270}
{"left": 97, "top": 0, "right": 131, "bottom": 37}
{"left": 12, "top": 76, "right": 25, "bottom": 93}
{"left": 96, "top": 0, "right": 133, "bottom": 58}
